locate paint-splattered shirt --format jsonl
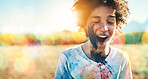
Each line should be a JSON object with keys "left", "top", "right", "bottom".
{"left": 54, "top": 44, "right": 132, "bottom": 79}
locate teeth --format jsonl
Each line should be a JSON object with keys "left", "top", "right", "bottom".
{"left": 99, "top": 36, "right": 107, "bottom": 38}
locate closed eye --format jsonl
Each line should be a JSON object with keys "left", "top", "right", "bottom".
{"left": 107, "top": 21, "right": 114, "bottom": 25}
{"left": 92, "top": 21, "right": 100, "bottom": 24}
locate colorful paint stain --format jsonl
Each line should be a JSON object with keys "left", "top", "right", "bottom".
{"left": 76, "top": 63, "right": 113, "bottom": 79}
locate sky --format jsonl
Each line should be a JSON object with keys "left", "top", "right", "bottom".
{"left": 0, "top": 0, "right": 148, "bottom": 34}
{"left": 127, "top": 0, "right": 148, "bottom": 23}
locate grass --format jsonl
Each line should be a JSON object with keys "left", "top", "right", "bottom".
{"left": 0, "top": 44, "right": 147, "bottom": 79}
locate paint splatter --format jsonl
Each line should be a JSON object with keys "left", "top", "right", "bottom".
{"left": 76, "top": 63, "right": 113, "bottom": 79}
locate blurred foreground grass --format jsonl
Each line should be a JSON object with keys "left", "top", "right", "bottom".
{"left": 0, "top": 44, "right": 147, "bottom": 79}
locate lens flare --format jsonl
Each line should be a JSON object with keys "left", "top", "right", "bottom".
{"left": 142, "top": 32, "right": 148, "bottom": 44}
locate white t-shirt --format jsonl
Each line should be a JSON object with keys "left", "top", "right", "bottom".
{"left": 55, "top": 44, "right": 133, "bottom": 79}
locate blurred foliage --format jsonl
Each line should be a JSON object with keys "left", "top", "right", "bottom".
{"left": 136, "top": 32, "right": 144, "bottom": 44}
{"left": 124, "top": 33, "right": 136, "bottom": 44}
{"left": 124, "top": 32, "right": 148, "bottom": 44}
{"left": 132, "top": 32, "right": 144, "bottom": 44}
{"left": 0, "top": 31, "right": 148, "bottom": 46}
{"left": 0, "top": 30, "right": 87, "bottom": 46}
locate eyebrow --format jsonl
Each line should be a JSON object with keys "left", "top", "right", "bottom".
{"left": 90, "top": 15, "right": 116, "bottom": 18}
{"left": 90, "top": 16, "right": 100, "bottom": 18}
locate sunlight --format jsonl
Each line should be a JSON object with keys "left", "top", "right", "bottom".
{"left": 0, "top": 1, "right": 78, "bottom": 34}
{"left": 49, "top": 3, "right": 78, "bottom": 32}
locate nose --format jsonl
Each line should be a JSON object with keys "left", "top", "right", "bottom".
{"left": 98, "top": 22, "right": 108, "bottom": 32}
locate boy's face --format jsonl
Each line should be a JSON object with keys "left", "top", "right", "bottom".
{"left": 87, "top": 6, "right": 117, "bottom": 51}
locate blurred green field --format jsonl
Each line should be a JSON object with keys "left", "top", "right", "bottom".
{"left": 0, "top": 44, "right": 148, "bottom": 79}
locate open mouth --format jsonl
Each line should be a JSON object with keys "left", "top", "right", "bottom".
{"left": 97, "top": 36, "right": 108, "bottom": 45}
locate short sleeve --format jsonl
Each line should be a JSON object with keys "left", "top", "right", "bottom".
{"left": 54, "top": 52, "right": 73, "bottom": 79}
{"left": 119, "top": 55, "right": 133, "bottom": 79}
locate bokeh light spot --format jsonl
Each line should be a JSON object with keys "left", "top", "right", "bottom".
{"left": 72, "top": 32, "right": 86, "bottom": 43}
{"left": 5, "top": 46, "right": 21, "bottom": 61}
{"left": 0, "top": 34, "right": 15, "bottom": 46}
{"left": 142, "top": 32, "right": 148, "bottom": 44}
{"left": 14, "top": 56, "right": 36, "bottom": 75}
{"left": 22, "top": 46, "right": 39, "bottom": 58}
{"left": 111, "top": 34, "right": 125, "bottom": 48}
{"left": 0, "top": 55, "right": 8, "bottom": 70}
{"left": 40, "top": 34, "right": 52, "bottom": 45}
{"left": 13, "top": 34, "right": 27, "bottom": 46}
{"left": 60, "top": 30, "right": 73, "bottom": 42}
{"left": 135, "top": 57, "right": 148, "bottom": 74}
{"left": 24, "top": 60, "right": 36, "bottom": 75}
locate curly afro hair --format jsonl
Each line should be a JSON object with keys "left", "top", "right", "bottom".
{"left": 72, "top": 0, "right": 130, "bottom": 30}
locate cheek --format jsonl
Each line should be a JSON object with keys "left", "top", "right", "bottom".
{"left": 93, "top": 24, "right": 100, "bottom": 33}
{"left": 109, "top": 26, "right": 116, "bottom": 36}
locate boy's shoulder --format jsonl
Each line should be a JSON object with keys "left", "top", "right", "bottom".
{"left": 61, "top": 44, "right": 82, "bottom": 57}
{"left": 110, "top": 46, "right": 129, "bottom": 62}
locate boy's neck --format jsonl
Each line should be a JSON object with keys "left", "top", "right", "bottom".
{"left": 81, "top": 41, "right": 110, "bottom": 62}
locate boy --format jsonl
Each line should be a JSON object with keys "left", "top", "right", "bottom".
{"left": 55, "top": 0, "right": 132, "bottom": 79}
